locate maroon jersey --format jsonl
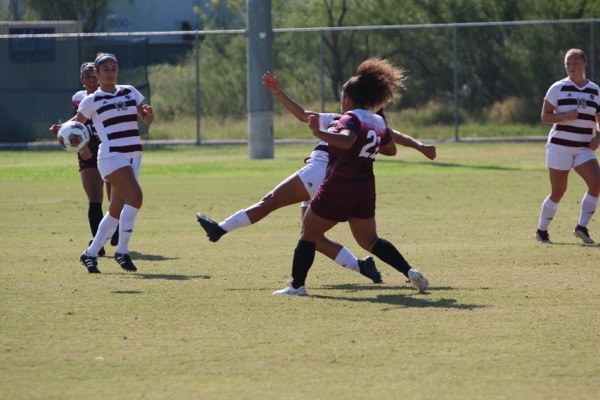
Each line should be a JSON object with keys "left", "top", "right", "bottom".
{"left": 311, "top": 109, "right": 392, "bottom": 222}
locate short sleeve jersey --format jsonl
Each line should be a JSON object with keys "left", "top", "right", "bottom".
{"left": 304, "top": 113, "right": 341, "bottom": 164}
{"left": 72, "top": 90, "right": 98, "bottom": 138}
{"left": 324, "top": 109, "right": 392, "bottom": 184}
{"left": 544, "top": 77, "right": 600, "bottom": 152}
{"left": 78, "top": 84, "right": 144, "bottom": 159}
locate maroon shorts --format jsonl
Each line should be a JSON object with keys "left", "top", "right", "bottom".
{"left": 78, "top": 135, "right": 101, "bottom": 171}
{"left": 310, "top": 179, "right": 376, "bottom": 222}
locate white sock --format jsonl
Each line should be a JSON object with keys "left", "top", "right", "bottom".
{"left": 578, "top": 193, "right": 598, "bottom": 227}
{"left": 219, "top": 210, "right": 251, "bottom": 232}
{"left": 538, "top": 196, "right": 558, "bottom": 231}
{"left": 88, "top": 213, "right": 118, "bottom": 256}
{"left": 334, "top": 247, "right": 360, "bottom": 272}
{"left": 116, "top": 204, "right": 140, "bottom": 255}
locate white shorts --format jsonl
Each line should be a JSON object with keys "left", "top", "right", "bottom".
{"left": 296, "top": 159, "right": 327, "bottom": 208}
{"left": 546, "top": 145, "right": 596, "bottom": 171}
{"left": 98, "top": 155, "right": 142, "bottom": 181}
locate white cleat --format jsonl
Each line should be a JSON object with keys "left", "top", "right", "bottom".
{"left": 408, "top": 269, "right": 429, "bottom": 293}
{"left": 273, "top": 283, "right": 308, "bottom": 296}
{"left": 573, "top": 225, "right": 594, "bottom": 244}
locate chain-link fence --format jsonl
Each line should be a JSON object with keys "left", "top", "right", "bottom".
{"left": 0, "top": 18, "right": 598, "bottom": 143}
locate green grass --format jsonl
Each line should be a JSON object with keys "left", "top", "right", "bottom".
{"left": 1, "top": 143, "right": 599, "bottom": 399}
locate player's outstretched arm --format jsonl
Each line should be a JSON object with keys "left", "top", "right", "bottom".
{"left": 262, "top": 71, "right": 317, "bottom": 123}
{"left": 390, "top": 129, "right": 437, "bottom": 160}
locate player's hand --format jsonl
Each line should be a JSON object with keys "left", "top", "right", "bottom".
{"left": 421, "top": 144, "right": 437, "bottom": 160}
{"left": 49, "top": 124, "right": 60, "bottom": 136}
{"left": 589, "top": 135, "right": 600, "bottom": 151}
{"left": 141, "top": 104, "right": 154, "bottom": 124}
{"left": 78, "top": 146, "right": 92, "bottom": 160}
{"left": 262, "top": 71, "right": 281, "bottom": 95}
{"left": 307, "top": 114, "right": 320, "bottom": 136}
{"left": 561, "top": 109, "right": 579, "bottom": 122}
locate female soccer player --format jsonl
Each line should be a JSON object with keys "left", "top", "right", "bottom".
{"left": 535, "top": 48, "right": 600, "bottom": 244}
{"left": 76, "top": 53, "right": 154, "bottom": 273}
{"left": 273, "top": 58, "right": 429, "bottom": 295}
{"left": 49, "top": 62, "right": 116, "bottom": 257}
{"left": 197, "top": 71, "right": 436, "bottom": 284}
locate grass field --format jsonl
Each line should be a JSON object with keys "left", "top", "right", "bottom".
{"left": 1, "top": 142, "right": 599, "bottom": 400}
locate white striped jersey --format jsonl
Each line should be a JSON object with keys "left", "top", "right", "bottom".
{"left": 304, "top": 113, "right": 340, "bottom": 164}
{"left": 72, "top": 90, "right": 97, "bottom": 138}
{"left": 78, "top": 84, "right": 144, "bottom": 159}
{"left": 544, "top": 77, "right": 600, "bottom": 152}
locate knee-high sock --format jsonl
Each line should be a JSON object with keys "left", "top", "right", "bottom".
{"left": 88, "top": 202, "right": 103, "bottom": 237}
{"left": 538, "top": 196, "right": 558, "bottom": 231}
{"left": 578, "top": 193, "right": 598, "bottom": 227}
{"left": 291, "top": 240, "right": 316, "bottom": 288}
{"left": 334, "top": 246, "right": 360, "bottom": 272}
{"left": 87, "top": 212, "right": 118, "bottom": 257}
{"left": 371, "top": 238, "right": 412, "bottom": 278}
{"left": 116, "top": 204, "right": 140, "bottom": 255}
{"left": 219, "top": 210, "right": 252, "bottom": 232}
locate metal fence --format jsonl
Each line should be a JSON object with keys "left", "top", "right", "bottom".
{"left": 0, "top": 18, "right": 598, "bottom": 143}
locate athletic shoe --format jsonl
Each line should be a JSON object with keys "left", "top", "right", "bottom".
{"left": 574, "top": 225, "right": 594, "bottom": 244}
{"left": 535, "top": 229, "right": 552, "bottom": 244}
{"left": 408, "top": 269, "right": 429, "bottom": 293}
{"left": 80, "top": 251, "right": 100, "bottom": 273}
{"left": 89, "top": 240, "right": 105, "bottom": 257}
{"left": 272, "top": 282, "right": 308, "bottom": 296}
{"left": 114, "top": 252, "right": 137, "bottom": 272}
{"left": 196, "top": 212, "right": 227, "bottom": 242}
{"left": 358, "top": 256, "right": 383, "bottom": 283}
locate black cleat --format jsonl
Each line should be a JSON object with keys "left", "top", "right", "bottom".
{"left": 535, "top": 229, "right": 552, "bottom": 244}
{"left": 114, "top": 252, "right": 137, "bottom": 272}
{"left": 358, "top": 256, "right": 383, "bottom": 283}
{"left": 196, "top": 212, "right": 227, "bottom": 242}
{"left": 80, "top": 251, "right": 101, "bottom": 273}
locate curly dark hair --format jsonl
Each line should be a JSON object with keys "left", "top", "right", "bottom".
{"left": 343, "top": 58, "right": 406, "bottom": 112}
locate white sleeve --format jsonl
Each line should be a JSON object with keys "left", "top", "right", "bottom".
{"left": 319, "top": 113, "right": 339, "bottom": 131}
{"left": 77, "top": 94, "right": 94, "bottom": 119}
{"left": 544, "top": 81, "right": 561, "bottom": 107}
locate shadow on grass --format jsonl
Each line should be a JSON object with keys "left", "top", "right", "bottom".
{"left": 111, "top": 290, "right": 143, "bottom": 294}
{"left": 98, "top": 251, "right": 178, "bottom": 261}
{"left": 102, "top": 272, "right": 211, "bottom": 280}
{"left": 135, "top": 274, "right": 211, "bottom": 280}
{"left": 312, "top": 284, "right": 483, "bottom": 310}
{"left": 129, "top": 251, "right": 178, "bottom": 261}
{"left": 538, "top": 242, "right": 600, "bottom": 248}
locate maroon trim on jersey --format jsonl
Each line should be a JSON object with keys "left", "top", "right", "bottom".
{"left": 107, "top": 129, "right": 139, "bottom": 140}
{"left": 550, "top": 137, "right": 590, "bottom": 147}
{"left": 555, "top": 124, "right": 594, "bottom": 135}
{"left": 103, "top": 114, "right": 138, "bottom": 128}
{"left": 560, "top": 85, "right": 599, "bottom": 96}
{"left": 97, "top": 99, "right": 137, "bottom": 115}
{"left": 94, "top": 87, "right": 134, "bottom": 102}
{"left": 109, "top": 144, "right": 143, "bottom": 153}
{"left": 313, "top": 144, "right": 329, "bottom": 153}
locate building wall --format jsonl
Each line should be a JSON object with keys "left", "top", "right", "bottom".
{"left": 106, "top": 0, "right": 202, "bottom": 41}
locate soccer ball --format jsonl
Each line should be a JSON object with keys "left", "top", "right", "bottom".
{"left": 57, "top": 121, "right": 90, "bottom": 153}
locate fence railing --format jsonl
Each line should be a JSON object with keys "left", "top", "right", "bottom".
{"left": 0, "top": 18, "right": 598, "bottom": 143}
